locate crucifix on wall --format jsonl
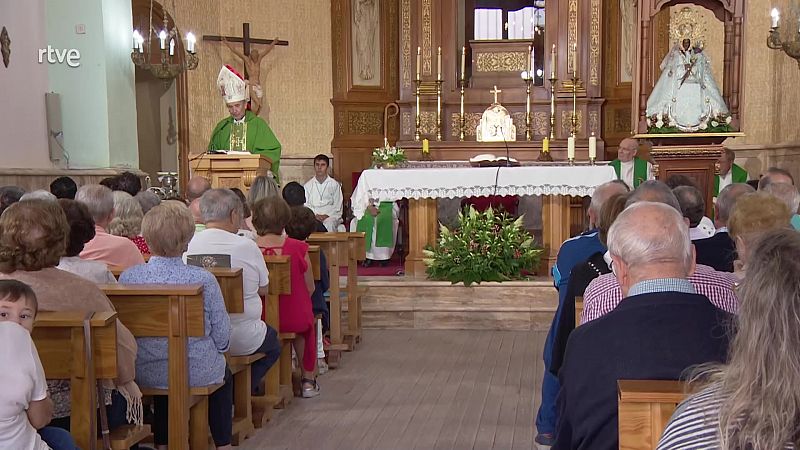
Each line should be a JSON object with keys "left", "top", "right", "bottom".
{"left": 203, "top": 23, "right": 289, "bottom": 116}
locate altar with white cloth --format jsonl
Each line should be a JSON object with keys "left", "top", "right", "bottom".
{"left": 351, "top": 164, "right": 617, "bottom": 277}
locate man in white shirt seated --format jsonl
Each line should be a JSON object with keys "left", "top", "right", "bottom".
{"left": 304, "top": 154, "right": 344, "bottom": 232}
{"left": 185, "top": 188, "right": 280, "bottom": 395}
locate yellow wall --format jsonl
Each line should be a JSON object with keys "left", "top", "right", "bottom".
{"left": 174, "top": 0, "right": 333, "bottom": 161}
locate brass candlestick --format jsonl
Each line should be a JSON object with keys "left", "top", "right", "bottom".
{"left": 570, "top": 73, "right": 579, "bottom": 137}
{"left": 459, "top": 79, "right": 467, "bottom": 141}
{"left": 436, "top": 79, "right": 443, "bottom": 141}
{"left": 523, "top": 74, "right": 533, "bottom": 141}
{"left": 548, "top": 75, "right": 557, "bottom": 140}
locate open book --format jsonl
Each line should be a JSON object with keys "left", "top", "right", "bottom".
{"left": 469, "top": 153, "right": 520, "bottom": 167}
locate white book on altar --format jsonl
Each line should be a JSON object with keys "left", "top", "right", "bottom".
{"left": 470, "top": 154, "right": 519, "bottom": 165}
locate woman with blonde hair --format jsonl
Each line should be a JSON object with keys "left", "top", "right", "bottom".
{"left": 727, "top": 191, "right": 792, "bottom": 279}
{"left": 108, "top": 190, "right": 149, "bottom": 254}
{"left": 245, "top": 175, "right": 280, "bottom": 231}
{"left": 658, "top": 229, "right": 800, "bottom": 449}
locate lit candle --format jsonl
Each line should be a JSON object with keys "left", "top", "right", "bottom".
{"left": 422, "top": 138, "right": 430, "bottom": 154}
{"left": 461, "top": 46, "right": 466, "bottom": 80}
{"left": 588, "top": 133, "right": 597, "bottom": 159}
{"left": 527, "top": 45, "right": 532, "bottom": 74}
{"left": 138, "top": 35, "right": 144, "bottom": 53}
{"left": 437, "top": 47, "right": 442, "bottom": 80}
{"left": 416, "top": 46, "right": 421, "bottom": 79}
{"left": 542, "top": 137, "right": 550, "bottom": 153}
{"left": 169, "top": 39, "right": 175, "bottom": 56}
{"left": 771, "top": 8, "right": 780, "bottom": 28}
{"left": 186, "top": 32, "right": 196, "bottom": 53}
{"left": 550, "top": 44, "right": 556, "bottom": 78}
{"left": 132, "top": 30, "right": 140, "bottom": 51}
{"left": 567, "top": 136, "right": 575, "bottom": 160}
{"left": 159, "top": 29, "right": 167, "bottom": 50}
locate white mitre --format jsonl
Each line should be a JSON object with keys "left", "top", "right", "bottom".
{"left": 217, "top": 65, "right": 250, "bottom": 104}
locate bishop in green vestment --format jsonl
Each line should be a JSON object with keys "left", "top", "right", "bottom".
{"left": 210, "top": 65, "right": 282, "bottom": 180}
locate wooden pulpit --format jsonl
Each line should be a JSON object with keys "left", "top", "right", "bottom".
{"left": 192, "top": 153, "right": 272, "bottom": 193}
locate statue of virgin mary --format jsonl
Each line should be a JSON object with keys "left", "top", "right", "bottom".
{"left": 645, "top": 38, "right": 731, "bottom": 132}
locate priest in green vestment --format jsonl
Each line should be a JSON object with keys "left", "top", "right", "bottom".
{"left": 208, "top": 65, "right": 282, "bottom": 181}
{"left": 609, "top": 137, "right": 653, "bottom": 189}
{"left": 350, "top": 200, "right": 399, "bottom": 267}
{"left": 714, "top": 148, "right": 748, "bottom": 196}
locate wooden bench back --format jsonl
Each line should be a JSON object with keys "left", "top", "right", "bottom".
{"left": 575, "top": 296, "right": 584, "bottom": 327}
{"left": 33, "top": 311, "right": 118, "bottom": 450}
{"left": 618, "top": 379, "right": 688, "bottom": 450}
{"left": 99, "top": 284, "right": 205, "bottom": 450}
{"left": 307, "top": 245, "right": 321, "bottom": 281}
{"left": 307, "top": 233, "right": 349, "bottom": 265}
{"left": 207, "top": 267, "right": 244, "bottom": 313}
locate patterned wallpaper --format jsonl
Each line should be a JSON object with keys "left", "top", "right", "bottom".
{"left": 174, "top": 0, "right": 334, "bottom": 158}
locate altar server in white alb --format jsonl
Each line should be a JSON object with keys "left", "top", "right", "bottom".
{"left": 304, "top": 154, "right": 344, "bottom": 232}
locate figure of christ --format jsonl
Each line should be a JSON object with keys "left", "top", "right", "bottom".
{"left": 353, "top": 0, "right": 378, "bottom": 81}
{"left": 222, "top": 36, "right": 279, "bottom": 117}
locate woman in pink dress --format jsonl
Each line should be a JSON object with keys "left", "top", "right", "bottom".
{"left": 252, "top": 196, "right": 319, "bottom": 398}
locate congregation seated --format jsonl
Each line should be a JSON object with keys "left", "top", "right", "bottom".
{"left": 554, "top": 202, "right": 731, "bottom": 450}
{"left": 75, "top": 185, "right": 145, "bottom": 269}
{"left": 186, "top": 188, "right": 281, "bottom": 395}
{"left": 549, "top": 191, "right": 628, "bottom": 376}
{"left": 186, "top": 176, "right": 212, "bottom": 233}
{"left": 244, "top": 175, "right": 280, "bottom": 231}
{"left": 304, "top": 154, "right": 344, "bottom": 232}
{"left": 49, "top": 176, "right": 77, "bottom": 200}
{"left": 112, "top": 171, "right": 142, "bottom": 197}
{"left": 0, "top": 200, "right": 141, "bottom": 437}
{"left": 134, "top": 190, "right": 161, "bottom": 215}
{"left": 581, "top": 181, "right": 738, "bottom": 324}
{"left": 673, "top": 185, "right": 716, "bottom": 240}
{"left": 119, "top": 201, "right": 234, "bottom": 449}
{"left": 286, "top": 205, "right": 331, "bottom": 335}
{"left": 692, "top": 183, "right": 753, "bottom": 272}
{"left": 108, "top": 191, "right": 150, "bottom": 255}
{"left": 252, "top": 196, "right": 320, "bottom": 397}
{"left": 0, "top": 186, "right": 25, "bottom": 215}
{"left": 535, "top": 180, "right": 629, "bottom": 446}
{"left": 55, "top": 199, "right": 116, "bottom": 284}
{"left": 727, "top": 192, "right": 793, "bottom": 280}
{"left": 0, "top": 280, "right": 79, "bottom": 450}
{"left": 230, "top": 187, "right": 258, "bottom": 240}
{"left": 20, "top": 190, "right": 57, "bottom": 203}
{"left": 761, "top": 181, "right": 800, "bottom": 230}
{"left": 757, "top": 166, "right": 795, "bottom": 190}
{"left": 283, "top": 181, "right": 327, "bottom": 232}
{"left": 658, "top": 229, "right": 800, "bottom": 449}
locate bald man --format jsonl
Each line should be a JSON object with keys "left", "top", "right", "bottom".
{"left": 714, "top": 148, "right": 748, "bottom": 196}
{"left": 609, "top": 138, "right": 653, "bottom": 189}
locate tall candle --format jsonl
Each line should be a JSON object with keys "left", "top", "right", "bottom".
{"left": 159, "top": 30, "right": 167, "bottom": 50}
{"left": 416, "top": 47, "right": 421, "bottom": 79}
{"left": 437, "top": 47, "right": 442, "bottom": 80}
{"left": 550, "top": 44, "right": 556, "bottom": 78}
{"left": 572, "top": 42, "right": 578, "bottom": 77}
{"left": 771, "top": 8, "right": 780, "bottom": 28}
{"left": 169, "top": 39, "right": 175, "bottom": 56}
{"left": 588, "top": 134, "right": 597, "bottom": 159}
{"left": 567, "top": 136, "right": 575, "bottom": 160}
{"left": 186, "top": 32, "right": 196, "bottom": 53}
{"left": 527, "top": 45, "right": 532, "bottom": 74}
{"left": 542, "top": 137, "right": 550, "bottom": 153}
{"left": 461, "top": 46, "right": 466, "bottom": 80}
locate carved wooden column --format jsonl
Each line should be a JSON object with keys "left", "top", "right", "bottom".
{"left": 542, "top": 194, "right": 571, "bottom": 271}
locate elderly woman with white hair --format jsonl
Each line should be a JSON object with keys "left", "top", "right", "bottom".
{"left": 761, "top": 181, "right": 800, "bottom": 230}
{"left": 108, "top": 191, "right": 149, "bottom": 255}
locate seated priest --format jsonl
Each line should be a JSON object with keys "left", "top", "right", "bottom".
{"left": 349, "top": 199, "right": 399, "bottom": 267}
{"left": 208, "top": 65, "right": 282, "bottom": 181}
{"left": 304, "top": 154, "right": 344, "bottom": 232}
{"left": 715, "top": 148, "right": 748, "bottom": 197}
{"left": 609, "top": 138, "right": 653, "bottom": 189}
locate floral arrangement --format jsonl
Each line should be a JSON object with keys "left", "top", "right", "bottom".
{"left": 647, "top": 112, "right": 733, "bottom": 134}
{"left": 372, "top": 139, "right": 407, "bottom": 168}
{"left": 423, "top": 206, "right": 542, "bottom": 286}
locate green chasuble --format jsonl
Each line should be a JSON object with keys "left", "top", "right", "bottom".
{"left": 609, "top": 157, "right": 649, "bottom": 188}
{"left": 714, "top": 163, "right": 748, "bottom": 196}
{"left": 356, "top": 202, "right": 394, "bottom": 251}
{"left": 208, "top": 110, "right": 282, "bottom": 181}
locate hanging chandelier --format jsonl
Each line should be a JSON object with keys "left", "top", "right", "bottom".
{"left": 131, "top": 0, "right": 198, "bottom": 81}
{"left": 767, "top": 8, "right": 800, "bottom": 68}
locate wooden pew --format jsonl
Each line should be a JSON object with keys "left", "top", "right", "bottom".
{"left": 342, "top": 232, "right": 366, "bottom": 347}
{"left": 262, "top": 255, "right": 294, "bottom": 408}
{"left": 33, "top": 311, "right": 151, "bottom": 450}
{"left": 307, "top": 244, "right": 321, "bottom": 281}
{"left": 100, "top": 284, "right": 219, "bottom": 450}
{"left": 575, "top": 296, "right": 584, "bottom": 328}
{"left": 618, "top": 380, "right": 689, "bottom": 450}
{"left": 306, "top": 233, "right": 350, "bottom": 365}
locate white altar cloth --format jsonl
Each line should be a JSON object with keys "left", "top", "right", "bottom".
{"left": 351, "top": 165, "right": 617, "bottom": 219}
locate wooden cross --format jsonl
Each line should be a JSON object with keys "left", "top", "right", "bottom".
{"left": 203, "top": 23, "right": 289, "bottom": 77}
{"left": 491, "top": 85, "right": 502, "bottom": 104}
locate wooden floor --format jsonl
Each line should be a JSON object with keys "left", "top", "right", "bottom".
{"left": 240, "top": 329, "right": 547, "bottom": 450}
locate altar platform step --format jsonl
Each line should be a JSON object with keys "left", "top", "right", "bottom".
{"left": 339, "top": 276, "right": 557, "bottom": 331}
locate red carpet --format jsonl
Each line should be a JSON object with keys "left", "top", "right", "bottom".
{"left": 339, "top": 255, "right": 405, "bottom": 276}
